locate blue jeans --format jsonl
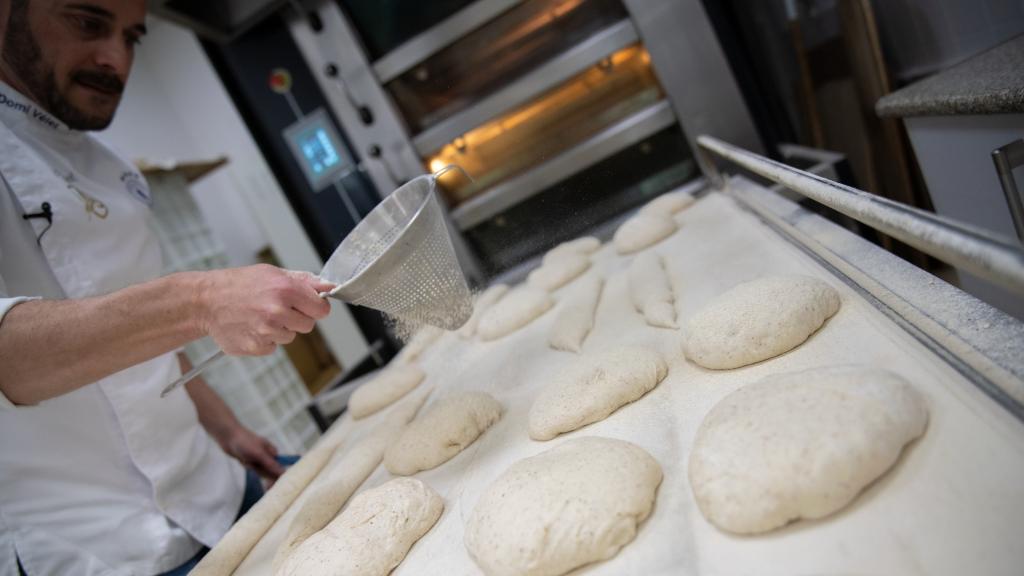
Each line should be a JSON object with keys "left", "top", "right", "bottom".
{"left": 159, "top": 469, "right": 265, "bottom": 576}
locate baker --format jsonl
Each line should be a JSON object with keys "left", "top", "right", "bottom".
{"left": 0, "top": 0, "right": 336, "bottom": 574}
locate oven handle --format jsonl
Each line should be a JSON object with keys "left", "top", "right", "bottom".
{"left": 696, "top": 135, "right": 1024, "bottom": 296}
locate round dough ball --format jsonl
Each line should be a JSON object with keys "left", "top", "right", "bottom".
{"left": 527, "top": 253, "right": 591, "bottom": 292}
{"left": 348, "top": 365, "right": 425, "bottom": 419}
{"left": 477, "top": 287, "right": 554, "bottom": 341}
{"left": 682, "top": 275, "right": 840, "bottom": 369}
{"left": 529, "top": 346, "right": 667, "bottom": 441}
{"left": 638, "top": 190, "right": 696, "bottom": 216}
{"left": 465, "top": 437, "right": 662, "bottom": 576}
{"left": 385, "top": 391, "right": 503, "bottom": 475}
{"left": 279, "top": 477, "right": 443, "bottom": 576}
{"left": 690, "top": 366, "right": 928, "bottom": 534}
{"left": 613, "top": 213, "right": 678, "bottom": 255}
{"left": 542, "top": 236, "right": 601, "bottom": 266}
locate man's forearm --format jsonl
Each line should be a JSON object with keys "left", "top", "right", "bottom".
{"left": 0, "top": 272, "right": 206, "bottom": 404}
{"left": 0, "top": 264, "right": 334, "bottom": 406}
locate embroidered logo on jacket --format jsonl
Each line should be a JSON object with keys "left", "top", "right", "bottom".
{"left": 121, "top": 172, "right": 151, "bottom": 205}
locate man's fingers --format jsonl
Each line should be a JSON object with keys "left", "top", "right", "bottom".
{"left": 262, "top": 437, "right": 279, "bottom": 457}
{"left": 270, "top": 330, "right": 296, "bottom": 345}
{"left": 289, "top": 291, "right": 331, "bottom": 321}
{"left": 281, "top": 309, "right": 316, "bottom": 334}
{"left": 285, "top": 270, "right": 337, "bottom": 294}
{"left": 255, "top": 451, "right": 284, "bottom": 480}
{"left": 285, "top": 271, "right": 335, "bottom": 310}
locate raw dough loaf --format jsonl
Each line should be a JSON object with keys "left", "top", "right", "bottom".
{"left": 613, "top": 213, "right": 678, "bottom": 255}
{"left": 627, "top": 252, "right": 676, "bottom": 328}
{"left": 542, "top": 236, "right": 601, "bottom": 266}
{"left": 527, "top": 253, "right": 591, "bottom": 292}
{"left": 465, "top": 437, "right": 662, "bottom": 576}
{"left": 273, "top": 390, "right": 430, "bottom": 573}
{"left": 394, "top": 324, "right": 444, "bottom": 364}
{"left": 458, "top": 284, "right": 510, "bottom": 339}
{"left": 348, "top": 365, "right": 425, "bottom": 419}
{"left": 191, "top": 435, "right": 346, "bottom": 576}
{"left": 548, "top": 275, "right": 604, "bottom": 353}
{"left": 278, "top": 477, "right": 443, "bottom": 576}
{"left": 690, "top": 366, "right": 928, "bottom": 534}
{"left": 529, "top": 346, "right": 667, "bottom": 440}
{"left": 385, "top": 391, "right": 503, "bottom": 475}
{"left": 477, "top": 287, "right": 554, "bottom": 341}
{"left": 682, "top": 275, "right": 840, "bottom": 369}
{"left": 638, "top": 190, "right": 696, "bottom": 216}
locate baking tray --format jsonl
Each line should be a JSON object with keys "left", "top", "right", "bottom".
{"left": 232, "top": 185, "right": 1024, "bottom": 575}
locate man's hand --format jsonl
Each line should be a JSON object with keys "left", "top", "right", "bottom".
{"left": 195, "top": 264, "right": 335, "bottom": 356}
{"left": 223, "top": 425, "right": 286, "bottom": 481}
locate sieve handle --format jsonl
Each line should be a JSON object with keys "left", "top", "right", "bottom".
{"left": 160, "top": 350, "right": 225, "bottom": 398}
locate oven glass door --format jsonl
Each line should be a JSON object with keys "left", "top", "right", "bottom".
{"left": 427, "top": 45, "right": 662, "bottom": 205}
{"left": 384, "top": 0, "right": 628, "bottom": 133}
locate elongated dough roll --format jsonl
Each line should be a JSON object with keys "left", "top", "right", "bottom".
{"left": 627, "top": 252, "right": 676, "bottom": 328}
{"left": 548, "top": 275, "right": 604, "bottom": 353}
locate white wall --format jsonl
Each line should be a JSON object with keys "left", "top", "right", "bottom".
{"left": 100, "top": 18, "right": 265, "bottom": 268}
{"left": 100, "top": 17, "right": 369, "bottom": 367}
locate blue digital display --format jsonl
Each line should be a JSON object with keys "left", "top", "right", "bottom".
{"left": 299, "top": 127, "right": 341, "bottom": 175}
{"left": 282, "top": 108, "right": 351, "bottom": 192}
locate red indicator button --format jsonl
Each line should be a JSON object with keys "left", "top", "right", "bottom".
{"left": 268, "top": 68, "right": 293, "bottom": 94}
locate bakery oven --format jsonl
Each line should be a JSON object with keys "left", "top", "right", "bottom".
{"left": 285, "top": 0, "right": 760, "bottom": 277}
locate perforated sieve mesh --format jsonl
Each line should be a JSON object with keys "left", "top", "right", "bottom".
{"left": 321, "top": 174, "right": 473, "bottom": 331}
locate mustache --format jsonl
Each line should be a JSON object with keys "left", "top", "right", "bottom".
{"left": 71, "top": 70, "right": 124, "bottom": 95}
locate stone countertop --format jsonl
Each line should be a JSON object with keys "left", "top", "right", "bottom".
{"left": 876, "top": 34, "right": 1024, "bottom": 118}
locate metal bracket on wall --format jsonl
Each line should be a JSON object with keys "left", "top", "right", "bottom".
{"left": 992, "top": 138, "right": 1024, "bottom": 243}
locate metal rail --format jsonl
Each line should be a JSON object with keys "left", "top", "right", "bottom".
{"left": 992, "top": 138, "right": 1024, "bottom": 242}
{"left": 697, "top": 135, "right": 1024, "bottom": 296}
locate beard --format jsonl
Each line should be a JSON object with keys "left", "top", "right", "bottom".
{"left": 1, "top": 3, "right": 124, "bottom": 131}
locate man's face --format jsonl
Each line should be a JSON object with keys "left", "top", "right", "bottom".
{"left": 0, "top": 0, "right": 146, "bottom": 130}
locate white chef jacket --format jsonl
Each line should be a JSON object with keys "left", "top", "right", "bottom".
{"left": 0, "top": 81, "right": 244, "bottom": 576}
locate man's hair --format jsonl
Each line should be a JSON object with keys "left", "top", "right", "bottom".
{"left": 1, "top": 0, "right": 124, "bottom": 130}
{"left": 2, "top": 0, "right": 41, "bottom": 85}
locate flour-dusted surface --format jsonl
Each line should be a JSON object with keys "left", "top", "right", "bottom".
{"left": 689, "top": 366, "right": 928, "bottom": 534}
{"left": 232, "top": 190, "right": 1024, "bottom": 576}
